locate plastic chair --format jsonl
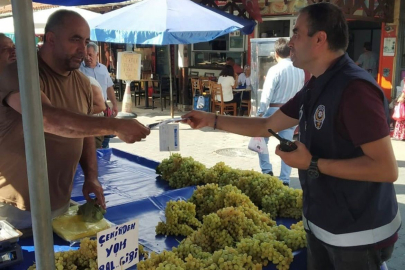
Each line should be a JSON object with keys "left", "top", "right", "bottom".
{"left": 210, "top": 82, "right": 237, "bottom": 115}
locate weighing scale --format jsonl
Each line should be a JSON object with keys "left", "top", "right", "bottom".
{"left": 0, "top": 221, "right": 23, "bottom": 268}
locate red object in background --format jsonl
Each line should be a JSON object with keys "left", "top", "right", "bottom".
{"left": 242, "top": 0, "right": 262, "bottom": 23}
{"left": 377, "top": 23, "right": 397, "bottom": 101}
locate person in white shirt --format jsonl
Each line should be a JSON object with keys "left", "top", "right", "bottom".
{"left": 217, "top": 65, "right": 240, "bottom": 104}
{"left": 355, "top": 42, "right": 378, "bottom": 79}
{"left": 257, "top": 38, "right": 305, "bottom": 185}
{"left": 238, "top": 65, "right": 251, "bottom": 87}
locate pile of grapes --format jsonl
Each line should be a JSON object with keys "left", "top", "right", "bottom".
{"left": 27, "top": 238, "right": 149, "bottom": 270}
{"left": 140, "top": 183, "right": 306, "bottom": 270}
{"left": 156, "top": 154, "right": 303, "bottom": 219}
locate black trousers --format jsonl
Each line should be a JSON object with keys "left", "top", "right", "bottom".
{"left": 307, "top": 232, "right": 394, "bottom": 270}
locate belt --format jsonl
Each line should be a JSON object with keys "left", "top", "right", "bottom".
{"left": 269, "top": 103, "right": 284, "bottom": 107}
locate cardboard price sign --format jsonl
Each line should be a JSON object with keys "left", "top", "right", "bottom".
{"left": 116, "top": 52, "right": 141, "bottom": 81}
{"left": 159, "top": 123, "right": 180, "bottom": 151}
{"left": 97, "top": 219, "right": 139, "bottom": 270}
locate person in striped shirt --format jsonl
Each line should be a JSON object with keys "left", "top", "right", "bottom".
{"left": 257, "top": 38, "right": 305, "bottom": 186}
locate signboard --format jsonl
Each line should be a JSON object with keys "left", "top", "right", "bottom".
{"left": 378, "top": 24, "right": 397, "bottom": 101}
{"left": 116, "top": 51, "right": 141, "bottom": 81}
{"left": 97, "top": 219, "right": 139, "bottom": 270}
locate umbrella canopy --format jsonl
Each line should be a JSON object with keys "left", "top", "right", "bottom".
{"left": 0, "top": 0, "right": 127, "bottom": 5}
{"left": 0, "top": 6, "right": 100, "bottom": 34}
{"left": 89, "top": 0, "right": 256, "bottom": 45}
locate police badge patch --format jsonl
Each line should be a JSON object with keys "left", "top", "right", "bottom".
{"left": 314, "top": 105, "right": 325, "bottom": 130}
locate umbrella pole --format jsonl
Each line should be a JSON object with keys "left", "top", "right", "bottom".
{"left": 11, "top": 1, "right": 55, "bottom": 269}
{"left": 168, "top": 45, "right": 174, "bottom": 118}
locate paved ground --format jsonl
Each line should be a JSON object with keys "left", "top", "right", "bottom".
{"left": 109, "top": 102, "right": 405, "bottom": 270}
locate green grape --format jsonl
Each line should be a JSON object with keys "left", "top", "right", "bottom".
{"left": 155, "top": 200, "right": 201, "bottom": 237}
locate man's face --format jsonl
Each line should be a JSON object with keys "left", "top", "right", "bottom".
{"left": 288, "top": 13, "right": 316, "bottom": 70}
{"left": 0, "top": 37, "right": 16, "bottom": 65}
{"left": 49, "top": 15, "right": 90, "bottom": 71}
{"left": 84, "top": 46, "right": 98, "bottom": 68}
{"left": 245, "top": 66, "right": 251, "bottom": 77}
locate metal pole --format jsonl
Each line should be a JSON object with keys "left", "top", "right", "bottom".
{"left": 11, "top": 1, "right": 55, "bottom": 269}
{"left": 168, "top": 44, "right": 174, "bottom": 117}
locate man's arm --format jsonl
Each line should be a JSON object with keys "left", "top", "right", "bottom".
{"left": 276, "top": 136, "right": 397, "bottom": 183}
{"left": 318, "top": 136, "right": 397, "bottom": 182}
{"left": 182, "top": 109, "right": 298, "bottom": 138}
{"left": 1, "top": 66, "right": 149, "bottom": 142}
{"left": 80, "top": 137, "right": 106, "bottom": 208}
{"left": 106, "top": 86, "right": 118, "bottom": 117}
{"left": 91, "top": 84, "right": 106, "bottom": 114}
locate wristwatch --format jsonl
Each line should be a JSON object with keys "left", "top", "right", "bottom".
{"left": 307, "top": 156, "right": 319, "bottom": 179}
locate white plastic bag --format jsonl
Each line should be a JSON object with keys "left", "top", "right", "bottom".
{"left": 196, "top": 96, "right": 205, "bottom": 109}
{"left": 248, "top": 137, "right": 268, "bottom": 154}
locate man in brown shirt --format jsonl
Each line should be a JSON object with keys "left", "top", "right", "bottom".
{"left": 0, "top": 10, "right": 150, "bottom": 229}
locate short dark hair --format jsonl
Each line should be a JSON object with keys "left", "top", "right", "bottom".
{"left": 364, "top": 42, "right": 372, "bottom": 51}
{"left": 226, "top": 57, "right": 235, "bottom": 65}
{"left": 274, "top": 38, "right": 290, "bottom": 58}
{"left": 219, "top": 65, "right": 234, "bottom": 77}
{"left": 43, "top": 9, "right": 83, "bottom": 43}
{"left": 299, "top": 3, "right": 348, "bottom": 52}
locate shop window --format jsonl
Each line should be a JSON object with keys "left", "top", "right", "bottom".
{"left": 193, "top": 52, "right": 244, "bottom": 68}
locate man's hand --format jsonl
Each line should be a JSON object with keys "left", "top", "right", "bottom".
{"left": 115, "top": 119, "right": 150, "bottom": 143}
{"left": 275, "top": 141, "right": 312, "bottom": 170}
{"left": 83, "top": 178, "right": 106, "bottom": 210}
{"left": 181, "top": 111, "right": 216, "bottom": 129}
{"left": 112, "top": 105, "right": 119, "bottom": 117}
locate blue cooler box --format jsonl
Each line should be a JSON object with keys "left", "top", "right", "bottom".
{"left": 193, "top": 95, "right": 211, "bottom": 112}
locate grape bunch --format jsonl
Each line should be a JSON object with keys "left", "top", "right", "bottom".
{"left": 262, "top": 188, "right": 303, "bottom": 220}
{"left": 156, "top": 200, "right": 202, "bottom": 236}
{"left": 139, "top": 223, "right": 305, "bottom": 270}
{"left": 157, "top": 154, "right": 303, "bottom": 219}
{"left": 188, "top": 184, "right": 260, "bottom": 220}
{"left": 156, "top": 154, "right": 207, "bottom": 188}
{"left": 27, "top": 238, "right": 149, "bottom": 270}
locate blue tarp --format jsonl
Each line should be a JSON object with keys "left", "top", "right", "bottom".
{"left": 88, "top": 0, "right": 255, "bottom": 45}
{"left": 13, "top": 149, "right": 306, "bottom": 270}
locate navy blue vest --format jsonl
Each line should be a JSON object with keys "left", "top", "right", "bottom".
{"left": 298, "top": 54, "right": 400, "bottom": 247}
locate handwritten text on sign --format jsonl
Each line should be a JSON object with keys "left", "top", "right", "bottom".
{"left": 116, "top": 52, "right": 141, "bottom": 81}
{"left": 97, "top": 219, "right": 139, "bottom": 270}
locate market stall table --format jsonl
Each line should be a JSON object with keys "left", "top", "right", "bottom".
{"left": 13, "top": 148, "right": 306, "bottom": 270}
